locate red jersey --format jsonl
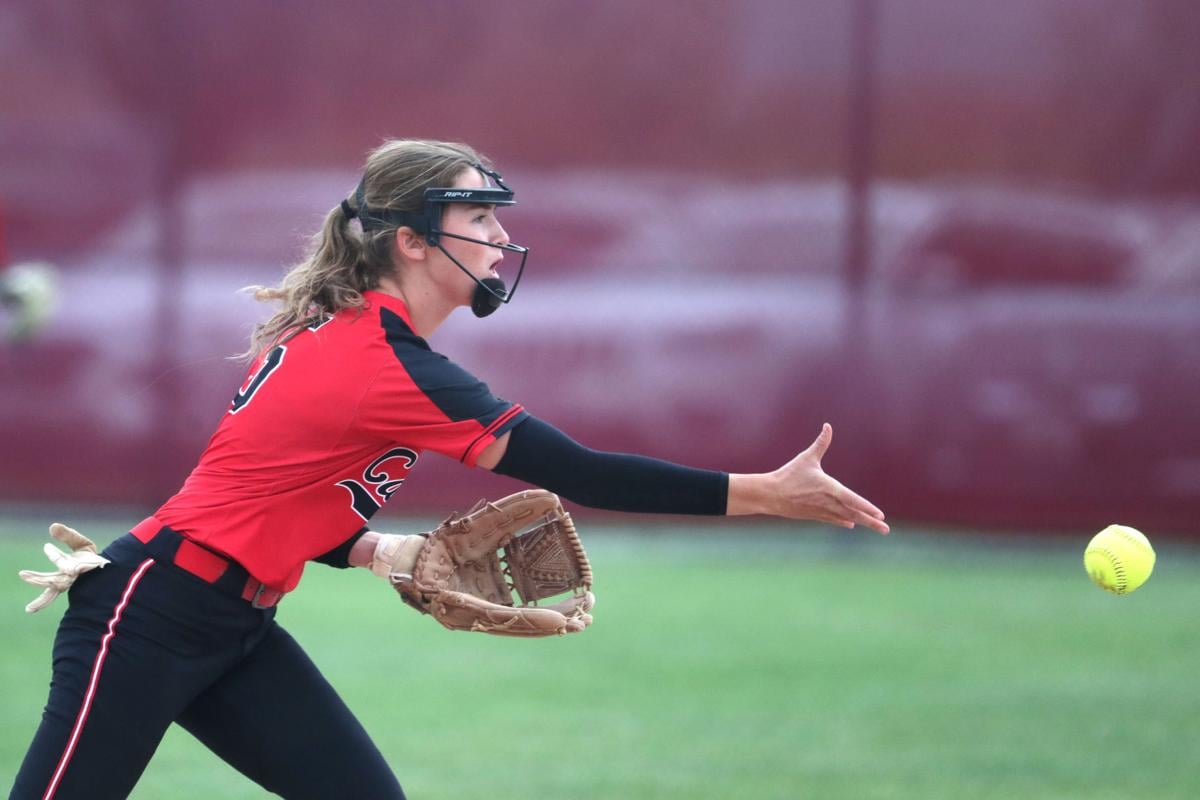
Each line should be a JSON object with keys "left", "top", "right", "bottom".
{"left": 156, "top": 290, "right": 527, "bottom": 592}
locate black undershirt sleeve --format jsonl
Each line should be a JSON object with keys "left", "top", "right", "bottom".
{"left": 493, "top": 416, "right": 729, "bottom": 515}
{"left": 312, "top": 527, "right": 368, "bottom": 569}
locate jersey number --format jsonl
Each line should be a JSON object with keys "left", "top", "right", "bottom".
{"left": 229, "top": 345, "right": 286, "bottom": 414}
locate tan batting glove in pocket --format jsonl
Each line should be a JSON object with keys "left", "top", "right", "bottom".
{"left": 19, "top": 523, "right": 111, "bottom": 613}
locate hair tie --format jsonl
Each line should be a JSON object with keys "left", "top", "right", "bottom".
{"left": 340, "top": 199, "right": 357, "bottom": 219}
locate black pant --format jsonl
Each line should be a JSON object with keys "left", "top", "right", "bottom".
{"left": 10, "top": 534, "right": 405, "bottom": 799}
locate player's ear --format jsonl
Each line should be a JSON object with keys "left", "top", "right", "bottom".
{"left": 393, "top": 226, "right": 427, "bottom": 262}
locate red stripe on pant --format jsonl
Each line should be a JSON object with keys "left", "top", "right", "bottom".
{"left": 42, "top": 557, "right": 156, "bottom": 800}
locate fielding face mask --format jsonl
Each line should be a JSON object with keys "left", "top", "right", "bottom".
{"left": 351, "top": 164, "right": 529, "bottom": 317}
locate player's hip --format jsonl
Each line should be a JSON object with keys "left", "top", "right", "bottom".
{"left": 55, "top": 532, "right": 278, "bottom": 657}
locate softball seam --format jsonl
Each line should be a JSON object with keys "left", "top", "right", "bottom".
{"left": 1111, "top": 527, "right": 1155, "bottom": 559}
{"left": 1088, "top": 546, "right": 1127, "bottom": 594}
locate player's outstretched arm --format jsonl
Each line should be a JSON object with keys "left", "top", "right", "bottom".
{"left": 727, "top": 423, "right": 889, "bottom": 534}
{"left": 478, "top": 416, "right": 889, "bottom": 533}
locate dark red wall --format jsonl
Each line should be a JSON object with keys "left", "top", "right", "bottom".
{"left": 2, "top": 0, "right": 1197, "bottom": 533}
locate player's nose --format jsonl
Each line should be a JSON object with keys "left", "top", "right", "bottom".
{"left": 492, "top": 221, "right": 511, "bottom": 247}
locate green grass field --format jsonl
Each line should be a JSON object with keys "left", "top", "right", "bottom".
{"left": 2, "top": 515, "right": 1198, "bottom": 799}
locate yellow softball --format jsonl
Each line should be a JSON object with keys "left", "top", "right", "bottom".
{"left": 1084, "top": 525, "right": 1155, "bottom": 595}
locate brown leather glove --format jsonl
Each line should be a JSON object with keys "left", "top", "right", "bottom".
{"left": 370, "top": 490, "right": 594, "bottom": 637}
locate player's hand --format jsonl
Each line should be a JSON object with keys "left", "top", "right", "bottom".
{"left": 18, "top": 523, "right": 111, "bottom": 613}
{"left": 365, "top": 532, "right": 427, "bottom": 583}
{"left": 729, "top": 424, "right": 890, "bottom": 534}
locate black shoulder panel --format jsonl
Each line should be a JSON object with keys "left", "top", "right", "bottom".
{"left": 379, "top": 307, "right": 512, "bottom": 426}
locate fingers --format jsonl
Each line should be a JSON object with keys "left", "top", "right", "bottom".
{"left": 48, "top": 522, "right": 75, "bottom": 543}
{"left": 19, "top": 527, "right": 107, "bottom": 614}
{"left": 814, "top": 512, "right": 859, "bottom": 531}
{"left": 827, "top": 490, "right": 889, "bottom": 534}
{"left": 43, "top": 541, "right": 71, "bottom": 569}
{"left": 836, "top": 485, "right": 886, "bottom": 522}
{"left": 19, "top": 569, "right": 58, "bottom": 585}
{"left": 812, "top": 495, "right": 889, "bottom": 534}
{"left": 816, "top": 510, "right": 888, "bottom": 535}
{"left": 19, "top": 570, "right": 73, "bottom": 591}
{"left": 823, "top": 476, "right": 888, "bottom": 533}
{"left": 19, "top": 569, "right": 68, "bottom": 613}
{"left": 50, "top": 522, "right": 97, "bottom": 554}
{"left": 801, "top": 423, "right": 833, "bottom": 462}
{"left": 39, "top": 542, "right": 109, "bottom": 574}
{"left": 842, "top": 505, "right": 890, "bottom": 535}
{"left": 42, "top": 543, "right": 105, "bottom": 572}
{"left": 25, "top": 587, "right": 60, "bottom": 614}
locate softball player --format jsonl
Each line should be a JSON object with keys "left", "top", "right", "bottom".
{"left": 11, "top": 139, "right": 888, "bottom": 799}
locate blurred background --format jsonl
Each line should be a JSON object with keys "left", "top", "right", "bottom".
{"left": 3, "top": 0, "right": 1199, "bottom": 534}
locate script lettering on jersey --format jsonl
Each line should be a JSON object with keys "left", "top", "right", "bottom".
{"left": 229, "top": 345, "right": 286, "bottom": 414}
{"left": 337, "top": 446, "right": 419, "bottom": 521}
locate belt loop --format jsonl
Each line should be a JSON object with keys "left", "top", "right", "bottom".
{"left": 175, "top": 539, "right": 230, "bottom": 583}
{"left": 249, "top": 583, "right": 271, "bottom": 610}
{"left": 242, "top": 579, "right": 283, "bottom": 610}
